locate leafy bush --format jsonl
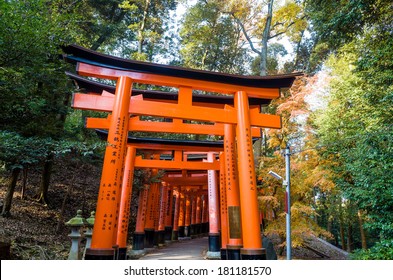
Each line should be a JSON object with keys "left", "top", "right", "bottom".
{"left": 351, "top": 239, "right": 393, "bottom": 260}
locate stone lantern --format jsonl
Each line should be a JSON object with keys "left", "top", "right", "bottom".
{"left": 83, "top": 211, "right": 95, "bottom": 259}
{"left": 65, "top": 210, "right": 86, "bottom": 260}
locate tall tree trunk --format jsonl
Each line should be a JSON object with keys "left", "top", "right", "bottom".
{"left": 358, "top": 210, "right": 367, "bottom": 249}
{"left": 346, "top": 223, "right": 353, "bottom": 253}
{"left": 56, "top": 175, "right": 75, "bottom": 233}
{"left": 37, "top": 153, "right": 54, "bottom": 205}
{"left": 327, "top": 215, "right": 332, "bottom": 235}
{"left": 1, "top": 168, "right": 21, "bottom": 217}
{"left": 90, "top": 4, "right": 126, "bottom": 51}
{"left": 21, "top": 167, "right": 28, "bottom": 199}
{"left": 138, "top": 0, "right": 151, "bottom": 55}
{"left": 293, "top": 29, "right": 305, "bottom": 70}
{"left": 339, "top": 220, "right": 346, "bottom": 250}
{"left": 259, "top": 0, "right": 274, "bottom": 76}
{"left": 91, "top": 28, "right": 113, "bottom": 51}
{"left": 338, "top": 202, "right": 346, "bottom": 250}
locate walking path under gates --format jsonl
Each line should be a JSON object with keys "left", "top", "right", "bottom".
{"left": 139, "top": 237, "right": 208, "bottom": 260}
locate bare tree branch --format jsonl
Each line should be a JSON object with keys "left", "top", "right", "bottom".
{"left": 233, "top": 16, "right": 262, "bottom": 56}
{"left": 268, "top": 21, "right": 297, "bottom": 40}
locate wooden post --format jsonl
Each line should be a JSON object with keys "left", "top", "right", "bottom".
{"left": 116, "top": 147, "right": 136, "bottom": 259}
{"left": 219, "top": 153, "right": 229, "bottom": 260}
{"left": 190, "top": 192, "right": 197, "bottom": 236}
{"left": 207, "top": 152, "right": 220, "bottom": 258}
{"left": 184, "top": 191, "right": 191, "bottom": 237}
{"left": 201, "top": 193, "right": 208, "bottom": 233}
{"left": 235, "top": 91, "right": 265, "bottom": 260}
{"left": 144, "top": 181, "right": 158, "bottom": 248}
{"left": 132, "top": 187, "right": 149, "bottom": 251}
{"left": 86, "top": 76, "right": 133, "bottom": 260}
{"left": 157, "top": 182, "right": 168, "bottom": 245}
{"left": 195, "top": 192, "right": 202, "bottom": 235}
{"left": 224, "top": 124, "right": 243, "bottom": 260}
{"left": 164, "top": 186, "right": 174, "bottom": 242}
{"left": 178, "top": 190, "right": 185, "bottom": 237}
{"left": 172, "top": 189, "right": 180, "bottom": 240}
{"left": 153, "top": 180, "right": 161, "bottom": 246}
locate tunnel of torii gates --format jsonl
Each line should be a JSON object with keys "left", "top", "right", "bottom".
{"left": 62, "top": 44, "right": 300, "bottom": 260}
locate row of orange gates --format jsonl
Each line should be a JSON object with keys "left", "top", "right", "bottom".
{"left": 62, "top": 45, "right": 299, "bottom": 260}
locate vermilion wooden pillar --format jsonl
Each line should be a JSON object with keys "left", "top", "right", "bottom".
{"left": 144, "top": 181, "right": 158, "bottom": 248}
{"left": 207, "top": 152, "right": 220, "bottom": 257}
{"left": 86, "top": 76, "right": 133, "bottom": 260}
{"left": 235, "top": 91, "right": 265, "bottom": 260}
{"left": 224, "top": 124, "right": 243, "bottom": 260}
{"left": 153, "top": 180, "right": 161, "bottom": 246}
{"left": 164, "top": 186, "right": 174, "bottom": 242}
{"left": 172, "top": 189, "right": 180, "bottom": 240}
{"left": 116, "top": 146, "right": 136, "bottom": 259}
{"left": 132, "top": 186, "right": 149, "bottom": 251}
{"left": 190, "top": 192, "right": 197, "bottom": 236}
{"left": 195, "top": 192, "right": 202, "bottom": 234}
{"left": 201, "top": 193, "right": 208, "bottom": 233}
{"left": 177, "top": 190, "right": 185, "bottom": 237}
{"left": 157, "top": 182, "right": 168, "bottom": 245}
{"left": 184, "top": 191, "right": 191, "bottom": 237}
{"left": 219, "top": 152, "right": 229, "bottom": 260}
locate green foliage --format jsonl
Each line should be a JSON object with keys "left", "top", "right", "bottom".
{"left": 119, "top": 0, "right": 177, "bottom": 61}
{"left": 0, "top": 131, "right": 52, "bottom": 171}
{"left": 180, "top": 0, "right": 249, "bottom": 74}
{"left": 305, "top": 0, "right": 392, "bottom": 68}
{"left": 314, "top": 7, "right": 393, "bottom": 242}
{"left": 54, "top": 139, "right": 106, "bottom": 159}
{"left": 0, "top": 130, "right": 105, "bottom": 172}
{"left": 0, "top": 0, "right": 74, "bottom": 138}
{"left": 69, "top": 0, "right": 133, "bottom": 51}
{"left": 351, "top": 240, "right": 393, "bottom": 260}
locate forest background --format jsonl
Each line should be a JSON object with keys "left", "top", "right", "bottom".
{"left": 0, "top": 0, "right": 392, "bottom": 260}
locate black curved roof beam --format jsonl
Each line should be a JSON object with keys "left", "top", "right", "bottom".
{"left": 95, "top": 129, "right": 224, "bottom": 149}
{"left": 65, "top": 72, "right": 271, "bottom": 106}
{"left": 62, "top": 44, "right": 301, "bottom": 89}
{"left": 95, "top": 129, "right": 258, "bottom": 149}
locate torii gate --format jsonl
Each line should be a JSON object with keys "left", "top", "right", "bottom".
{"left": 63, "top": 44, "right": 299, "bottom": 260}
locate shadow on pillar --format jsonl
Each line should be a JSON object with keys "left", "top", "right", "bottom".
{"left": 172, "top": 230, "right": 179, "bottom": 241}
{"left": 190, "top": 224, "right": 196, "bottom": 237}
{"left": 132, "top": 232, "right": 145, "bottom": 250}
{"left": 118, "top": 247, "right": 127, "bottom": 260}
{"left": 202, "top": 223, "right": 209, "bottom": 234}
{"left": 184, "top": 226, "right": 190, "bottom": 238}
{"left": 164, "top": 226, "right": 173, "bottom": 242}
{"left": 128, "top": 232, "right": 147, "bottom": 259}
{"left": 240, "top": 248, "right": 266, "bottom": 260}
{"left": 206, "top": 233, "right": 221, "bottom": 259}
{"left": 178, "top": 226, "right": 185, "bottom": 238}
{"left": 220, "top": 248, "right": 227, "bottom": 260}
{"left": 144, "top": 229, "right": 155, "bottom": 248}
{"left": 85, "top": 248, "right": 114, "bottom": 260}
{"left": 156, "top": 230, "right": 165, "bottom": 246}
{"left": 227, "top": 245, "right": 242, "bottom": 260}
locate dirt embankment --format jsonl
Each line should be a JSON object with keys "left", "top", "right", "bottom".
{"left": 0, "top": 157, "right": 103, "bottom": 259}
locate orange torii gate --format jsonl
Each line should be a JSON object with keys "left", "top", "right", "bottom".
{"left": 63, "top": 44, "right": 299, "bottom": 260}
{"left": 70, "top": 75, "right": 250, "bottom": 259}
